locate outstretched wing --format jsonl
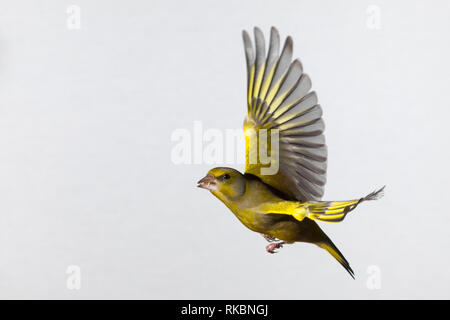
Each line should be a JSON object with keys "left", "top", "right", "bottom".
{"left": 242, "top": 27, "right": 327, "bottom": 201}
{"left": 306, "top": 186, "right": 385, "bottom": 222}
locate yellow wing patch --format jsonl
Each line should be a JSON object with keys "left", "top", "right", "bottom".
{"left": 254, "top": 199, "right": 359, "bottom": 223}
{"left": 306, "top": 200, "right": 360, "bottom": 222}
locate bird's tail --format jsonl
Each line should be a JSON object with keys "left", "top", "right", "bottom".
{"left": 306, "top": 186, "right": 385, "bottom": 223}
{"left": 318, "top": 240, "right": 355, "bottom": 279}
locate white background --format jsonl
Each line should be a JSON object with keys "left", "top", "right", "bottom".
{"left": 0, "top": 0, "right": 449, "bottom": 299}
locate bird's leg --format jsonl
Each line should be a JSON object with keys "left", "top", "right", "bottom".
{"left": 261, "top": 234, "right": 278, "bottom": 242}
{"left": 266, "top": 241, "right": 286, "bottom": 254}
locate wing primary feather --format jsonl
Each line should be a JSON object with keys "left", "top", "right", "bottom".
{"left": 270, "top": 73, "right": 312, "bottom": 121}
{"left": 242, "top": 30, "right": 254, "bottom": 74}
{"left": 257, "top": 27, "right": 280, "bottom": 116}
{"left": 253, "top": 27, "right": 266, "bottom": 101}
{"left": 264, "top": 36, "right": 293, "bottom": 110}
{"left": 265, "top": 59, "right": 303, "bottom": 120}
{"left": 273, "top": 92, "right": 318, "bottom": 124}
{"left": 242, "top": 30, "right": 255, "bottom": 109}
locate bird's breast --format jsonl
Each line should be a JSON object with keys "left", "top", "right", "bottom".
{"left": 231, "top": 208, "right": 275, "bottom": 233}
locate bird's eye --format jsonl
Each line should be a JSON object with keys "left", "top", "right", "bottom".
{"left": 222, "top": 174, "right": 231, "bottom": 180}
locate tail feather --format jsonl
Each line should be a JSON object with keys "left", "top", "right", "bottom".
{"left": 318, "top": 241, "right": 355, "bottom": 279}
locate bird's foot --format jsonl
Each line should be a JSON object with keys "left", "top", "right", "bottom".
{"left": 262, "top": 234, "right": 278, "bottom": 242}
{"left": 266, "top": 241, "right": 286, "bottom": 254}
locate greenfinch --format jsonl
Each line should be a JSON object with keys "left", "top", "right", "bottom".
{"left": 197, "top": 27, "right": 384, "bottom": 278}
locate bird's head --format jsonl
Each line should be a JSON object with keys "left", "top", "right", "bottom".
{"left": 197, "top": 167, "right": 246, "bottom": 199}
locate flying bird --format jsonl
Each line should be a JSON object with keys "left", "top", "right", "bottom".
{"left": 197, "top": 27, "right": 384, "bottom": 278}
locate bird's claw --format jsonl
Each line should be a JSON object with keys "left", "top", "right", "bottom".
{"left": 265, "top": 242, "right": 285, "bottom": 254}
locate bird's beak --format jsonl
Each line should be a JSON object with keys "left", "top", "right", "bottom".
{"left": 197, "top": 173, "right": 218, "bottom": 191}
